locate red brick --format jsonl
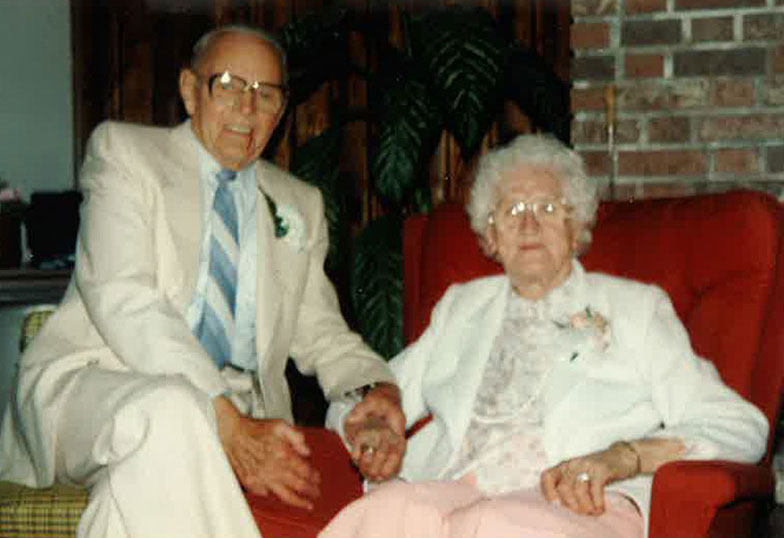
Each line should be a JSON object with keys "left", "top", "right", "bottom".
{"left": 692, "top": 17, "right": 733, "bottom": 42}
{"left": 580, "top": 151, "right": 611, "bottom": 177}
{"left": 620, "top": 80, "right": 709, "bottom": 110}
{"left": 572, "top": 119, "right": 640, "bottom": 144}
{"left": 744, "top": 13, "right": 784, "bottom": 41}
{"left": 571, "top": 86, "right": 609, "bottom": 112}
{"left": 639, "top": 182, "right": 699, "bottom": 198}
{"left": 715, "top": 148, "right": 759, "bottom": 173}
{"left": 766, "top": 145, "right": 784, "bottom": 172}
{"left": 766, "top": 77, "right": 784, "bottom": 105}
{"left": 625, "top": 0, "right": 666, "bottom": 13}
{"left": 773, "top": 46, "right": 784, "bottom": 74}
{"left": 621, "top": 20, "right": 681, "bottom": 46}
{"left": 711, "top": 79, "right": 755, "bottom": 107}
{"left": 572, "top": 0, "right": 617, "bottom": 17}
{"left": 676, "top": 0, "right": 764, "bottom": 9}
{"left": 648, "top": 117, "right": 690, "bottom": 143}
{"left": 699, "top": 114, "right": 784, "bottom": 141}
{"left": 572, "top": 56, "right": 616, "bottom": 81}
{"left": 571, "top": 22, "right": 609, "bottom": 50}
{"left": 674, "top": 48, "right": 766, "bottom": 77}
{"left": 625, "top": 54, "right": 664, "bottom": 78}
{"left": 618, "top": 150, "right": 706, "bottom": 175}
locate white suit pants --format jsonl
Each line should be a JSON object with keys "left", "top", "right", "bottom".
{"left": 54, "top": 366, "right": 262, "bottom": 538}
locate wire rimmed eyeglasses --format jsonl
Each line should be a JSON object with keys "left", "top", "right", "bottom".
{"left": 488, "top": 198, "right": 572, "bottom": 229}
{"left": 197, "top": 70, "right": 288, "bottom": 114}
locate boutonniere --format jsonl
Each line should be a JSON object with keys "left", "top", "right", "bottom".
{"left": 262, "top": 191, "right": 306, "bottom": 251}
{"left": 554, "top": 307, "right": 611, "bottom": 362}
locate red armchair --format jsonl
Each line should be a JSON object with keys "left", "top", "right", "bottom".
{"left": 402, "top": 190, "right": 784, "bottom": 538}
{"left": 247, "top": 189, "right": 783, "bottom": 537}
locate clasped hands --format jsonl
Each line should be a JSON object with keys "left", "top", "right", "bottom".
{"left": 342, "top": 382, "right": 406, "bottom": 482}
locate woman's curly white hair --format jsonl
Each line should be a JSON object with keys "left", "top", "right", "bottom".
{"left": 466, "top": 134, "right": 599, "bottom": 255}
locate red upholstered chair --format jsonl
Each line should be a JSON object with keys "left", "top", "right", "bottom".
{"left": 246, "top": 427, "right": 363, "bottom": 537}
{"left": 402, "top": 190, "right": 784, "bottom": 538}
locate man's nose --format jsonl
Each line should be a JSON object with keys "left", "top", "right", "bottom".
{"left": 237, "top": 90, "right": 256, "bottom": 113}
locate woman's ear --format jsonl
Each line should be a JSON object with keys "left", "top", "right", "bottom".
{"left": 179, "top": 69, "right": 197, "bottom": 116}
{"left": 481, "top": 225, "right": 499, "bottom": 258}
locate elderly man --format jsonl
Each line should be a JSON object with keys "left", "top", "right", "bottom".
{"left": 0, "top": 25, "right": 404, "bottom": 538}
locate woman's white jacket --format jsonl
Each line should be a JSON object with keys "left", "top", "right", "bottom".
{"left": 329, "top": 261, "right": 767, "bottom": 532}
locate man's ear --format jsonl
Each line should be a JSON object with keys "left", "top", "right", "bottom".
{"left": 179, "top": 69, "right": 197, "bottom": 117}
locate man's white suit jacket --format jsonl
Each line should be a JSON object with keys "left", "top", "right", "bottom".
{"left": 0, "top": 121, "right": 393, "bottom": 487}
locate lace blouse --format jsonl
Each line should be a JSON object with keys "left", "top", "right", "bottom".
{"left": 445, "top": 271, "right": 584, "bottom": 495}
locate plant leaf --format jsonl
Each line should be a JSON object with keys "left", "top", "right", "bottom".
{"left": 276, "top": 8, "right": 352, "bottom": 105}
{"left": 290, "top": 126, "right": 346, "bottom": 274}
{"left": 413, "top": 6, "right": 507, "bottom": 157}
{"left": 505, "top": 46, "right": 571, "bottom": 144}
{"left": 371, "top": 76, "right": 442, "bottom": 205}
{"left": 350, "top": 214, "right": 403, "bottom": 359}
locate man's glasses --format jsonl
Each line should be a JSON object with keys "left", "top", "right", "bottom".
{"left": 489, "top": 198, "right": 572, "bottom": 230}
{"left": 199, "top": 70, "right": 288, "bottom": 114}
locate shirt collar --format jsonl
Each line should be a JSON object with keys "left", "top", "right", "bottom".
{"left": 184, "top": 120, "right": 255, "bottom": 187}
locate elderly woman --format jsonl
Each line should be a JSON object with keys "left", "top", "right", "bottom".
{"left": 321, "top": 134, "right": 767, "bottom": 538}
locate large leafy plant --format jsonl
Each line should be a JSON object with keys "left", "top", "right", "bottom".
{"left": 276, "top": 5, "right": 569, "bottom": 359}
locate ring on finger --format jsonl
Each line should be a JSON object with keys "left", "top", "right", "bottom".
{"left": 575, "top": 471, "right": 591, "bottom": 483}
{"left": 359, "top": 443, "right": 376, "bottom": 456}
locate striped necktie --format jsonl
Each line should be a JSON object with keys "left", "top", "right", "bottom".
{"left": 196, "top": 168, "right": 239, "bottom": 368}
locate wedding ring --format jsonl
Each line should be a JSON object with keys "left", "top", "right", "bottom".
{"left": 575, "top": 472, "right": 591, "bottom": 483}
{"left": 359, "top": 443, "right": 376, "bottom": 456}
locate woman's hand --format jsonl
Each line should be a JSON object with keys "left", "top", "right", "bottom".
{"left": 540, "top": 441, "right": 641, "bottom": 515}
{"left": 343, "top": 383, "right": 406, "bottom": 482}
{"left": 540, "top": 437, "right": 685, "bottom": 516}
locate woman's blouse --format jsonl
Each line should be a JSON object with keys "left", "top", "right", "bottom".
{"left": 444, "top": 271, "right": 583, "bottom": 495}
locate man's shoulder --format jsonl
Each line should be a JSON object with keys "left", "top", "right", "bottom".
{"left": 87, "top": 121, "right": 182, "bottom": 158}
{"left": 90, "top": 120, "right": 174, "bottom": 143}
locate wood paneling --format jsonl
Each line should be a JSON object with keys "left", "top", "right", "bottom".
{"left": 71, "top": 0, "right": 569, "bottom": 213}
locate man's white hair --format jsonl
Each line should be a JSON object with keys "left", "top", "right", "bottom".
{"left": 466, "top": 134, "right": 599, "bottom": 254}
{"left": 190, "top": 24, "right": 288, "bottom": 85}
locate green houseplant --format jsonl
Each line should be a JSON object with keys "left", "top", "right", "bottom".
{"left": 275, "top": 5, "right": 570, "bottom": 359}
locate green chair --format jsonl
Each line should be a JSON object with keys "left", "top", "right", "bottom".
{"left": 0, "top": 306, "right": 86, "bottom": 538}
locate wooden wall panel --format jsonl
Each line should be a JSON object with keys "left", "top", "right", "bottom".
{"left": 71, "top": 0, "right": 569, "bottom": 213}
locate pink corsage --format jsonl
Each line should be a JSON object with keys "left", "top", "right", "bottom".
{"left": 556, "top": 307, "right": 611, "bottom": 361}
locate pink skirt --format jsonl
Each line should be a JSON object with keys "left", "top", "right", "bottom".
{"left": 318, "top": 480, "right": 643, "bottom": 538}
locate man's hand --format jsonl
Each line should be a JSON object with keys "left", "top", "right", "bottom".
{"left": 343, "top": 382, "right": 406, "bottom": 481}
{"left": 213, "top": 396, "right": 320, "bottom": 510}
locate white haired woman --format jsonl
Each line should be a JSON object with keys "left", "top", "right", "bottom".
{"left": 320, "top": 134, "right": 767, "bottom": 538}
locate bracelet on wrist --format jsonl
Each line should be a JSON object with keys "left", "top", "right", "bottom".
{"left": 612, "top": 440, "right": 642, "bottom": 476}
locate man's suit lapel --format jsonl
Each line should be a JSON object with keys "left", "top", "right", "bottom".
{"left": 254, "top": 161, "right": 283, "bottom": 365}
{"left": 159, "top": 123, "right": 203, "bottom": 304}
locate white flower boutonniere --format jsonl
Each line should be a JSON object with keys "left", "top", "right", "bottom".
{"left": 555, "top": 307, "right": 611, "bottom": 362}
{"left": 263, "top": 192, "right": 306, "bottom": 251}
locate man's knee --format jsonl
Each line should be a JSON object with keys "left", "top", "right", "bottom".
{"left": 107, "top": 376, "right": 216, "bottom": 454}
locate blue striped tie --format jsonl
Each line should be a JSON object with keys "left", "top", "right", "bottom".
{"left": 196, "top": 168, "right": 238, "bottom": 368}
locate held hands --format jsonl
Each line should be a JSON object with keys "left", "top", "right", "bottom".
{"left": 213, "top": 396, "right": 320, "bottom": 510}
{"left": 343, "top": 382, "right": 406, "bottom": 482}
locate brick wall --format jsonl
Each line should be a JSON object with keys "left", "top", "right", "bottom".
{"left": 571, "top": 0, "right": 784, "bottom": 200}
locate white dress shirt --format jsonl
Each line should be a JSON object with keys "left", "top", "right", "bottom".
{"left": 185, "top": 126, "right": 259, "bottom": 371}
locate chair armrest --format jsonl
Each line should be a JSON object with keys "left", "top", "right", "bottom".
{"left": 649, "top": 460, "right": 774, "bottom": 538}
